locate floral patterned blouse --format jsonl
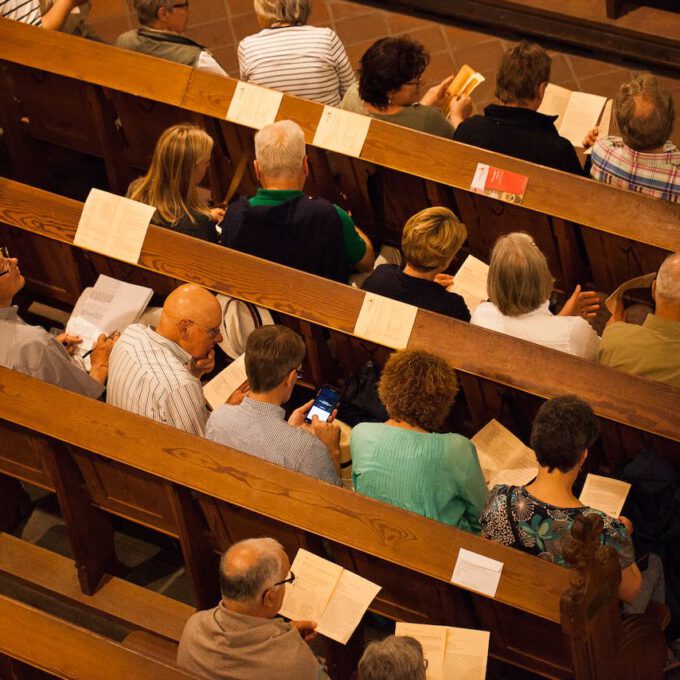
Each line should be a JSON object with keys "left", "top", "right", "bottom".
{"left": 480, "top": 484, "right": 635, "bottom": 569}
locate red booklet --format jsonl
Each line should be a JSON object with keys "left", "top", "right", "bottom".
{"left": 470, "top": 163, "right": 529, "bottom": 204}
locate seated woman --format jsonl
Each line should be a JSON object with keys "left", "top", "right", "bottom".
{"left": 238, "top": 0, "right": 355, "bottom": 107}
{"left": 127, "top": 124, "right": 224, "bottom": 243}
{"left": 351, "top": 349, "right": 488, "bottom": 533}
{"left": 471, "top": 232, "right": 600, "bottom": 359}
{"left": 480, "top": 395, "right": 664, "bottom": 610}
{"left": 340, "top": 36, "right": 471, "bottom": 139}
{"left": 361, "top": 206, "right": 470, "bottom": 322}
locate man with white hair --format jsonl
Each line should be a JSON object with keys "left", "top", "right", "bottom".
{"left": 220, "top": 119, "right": 374, "bottom": 283}
{"left": 599, "top": 252, "right": 680, "bottom": 387}
{"left": 177, "top": 538, "right": 328, "bottom": 680}
{"left": 115, "top": 0, "right": 227, "bottom": 75}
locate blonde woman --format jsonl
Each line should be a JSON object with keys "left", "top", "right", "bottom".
{"left": 127, "top": 124, "right": 224, "bottom": 243}
{"left": 471, "top": 232, "right": 600, "bottom": 359}
{"left": 362, "top": 206, "right": 470, "bottom": 321}
{"left": 238, "top": 0, "right": 355, "bottom": 106}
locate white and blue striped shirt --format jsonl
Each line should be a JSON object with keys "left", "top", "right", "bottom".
{"left": 1, "top": 0, "right": 42, "bottom": 26}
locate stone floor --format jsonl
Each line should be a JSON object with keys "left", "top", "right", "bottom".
{"left": 85, "top": 0, "right": 680, "bottom": 143}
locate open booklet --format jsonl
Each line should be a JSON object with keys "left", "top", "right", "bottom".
{"left": 203, "top": 354, "right": 248, "bottom": 410}
{"left": 471, "top": 419, "right": 538, "bottom": 489}
{"left": 66, "top": 274, "right": 153, "bottom": 360}
{"left": 395, "top": 622, "right": 490, "bottom": 680}
{"left": 605, "top": 272, "right": 656, "bottom": 314}
{"left": 441, "top": 64, "right": 485, "bottom": 112}
{"left": 579, "top": 473, "right": 631, "bottom": 518}
{"left": 447, "top": 255, "right": 488, "bottom": 315}
{"left": 278, "top": 549, "right": 381, "bottom": 644}
{"left": 537, "top": 84, "right": 612, "bottom": 148}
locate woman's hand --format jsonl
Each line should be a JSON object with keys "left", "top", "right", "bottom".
{"left": 558, "top": 285, "right": 600, "bottom": 319}
{"left": 448, "top": 94, "right": 472, "bottom": 127}
{"left": 419, "top": 74, "right": 454, "bottom": 108}
{"left": 210, "top": 207, "right": 226, "bottom": 223}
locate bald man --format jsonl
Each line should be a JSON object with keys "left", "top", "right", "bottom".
{"left": 107, "top": 283, "right": 223, "bottom": 435}
{"left": 599, "top": 253, "right": 680, "bottom": 388}
{"left": 178, "top": 538, "right": 327, "bottom": 680}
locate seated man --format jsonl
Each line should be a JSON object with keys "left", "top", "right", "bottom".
{"left": 358, "top": 636, "right": 427, "bottom": 680}
{"left": 1, "top": 0, "right": 89, "bottom": 30}
{"left": 361, "top": 206, "right": 470, "bottom": 321}
{"left": 107, "top": 283, "right": 222, "bottom": 436}
{"left": 589, "top": 75, "right": 679, "bottom": 203}
{"left": 599, "top": 252, "right": 680, "bottom": 387}
{"left": 454, "top": 41, "right": 585, "bottom": 176}
{"left": 178, "top": 538, "right": 327, "bottom": 680}
{"left": 206, "top": 325, "right": 341, "bottom": 485}
{"left": 115, "top": 0, "right": 227, "bottom": 76}
{"left": 220, "top": 119, "right": 375, "bottom": 283}
{"left": 0, "top": 250, "right": 116, "bottom": 397}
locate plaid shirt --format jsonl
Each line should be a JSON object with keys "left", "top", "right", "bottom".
{"left": 590, "top": 136, "right": 680, "bottom": 203}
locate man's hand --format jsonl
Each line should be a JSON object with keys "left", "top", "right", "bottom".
{"left": 419, "top": 74, "right": 454, "bottom": 108}
{"left": 583, "top": 126, "right": 599, "bottom": 149}
{"left": 557, "top": 285, "right": 600, "bottom": 319}
{"left": 290, "top": 620, "right": 318, "bottom": 643}
{"left": 448, "top": 94, "right": 472, "bottom": 128}
{"left": 190, "top": 349, "right": 216, "bottom": 379}
{"left": 226, "top": 380, "right": 249, "bottom": 405}
{"left": 311, "top": 415, "right": 341, "bottom": 471}
{"left": 89, "top": 331, "right": 120, "bottom": 384}
{"left": 434, "top": 273, "right": 454, "bottom": 288}
{"left": 56, "top": 333, "right": 83, "bottom": 356}
{"left": 210, "top": 207, "right": 226, "bottom": 223}
{"left": 288, "top": 399, "right": 314, "bottom": 428}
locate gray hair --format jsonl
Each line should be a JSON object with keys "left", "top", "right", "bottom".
{"left": 488, "top": 232, "right": 554, "bottom": 316}
{"left": 254, "top": 0, "right": 309, "bottom": 25}
{"left": 656, "top": 252, "right": 680, "bottom": 303}
{"left": 358, "top": 636, "right": 427, "bottom": 680}
{"left": 132, "top": 0, "right": 173, "bottom": 25}
{"left": 615, "top": 75, "right": 675, "bottom": 151}
{"left": 219, "top": 538, "right": 285, "bottom": 601}
{"left": 254, "top": 120, "right": 306, "bottom": 180}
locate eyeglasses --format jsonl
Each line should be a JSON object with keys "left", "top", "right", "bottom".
{"left": 172, "top": 1, "right": 189, "bottom": 8}
{"left": 296, "top": 369, "right": 304, "bottom": 380}
{"left": 272, "top": 571, "right": 295, "bottom": 588}
{"left": 187, "top": 319, "right": 221, "bottom": 339}
{"left": 0, "top": 247, "right": 10, "bottom": 278}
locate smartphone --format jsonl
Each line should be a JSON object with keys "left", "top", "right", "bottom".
{"left": 304, "top": 384, "right": 341, "bottom": 424}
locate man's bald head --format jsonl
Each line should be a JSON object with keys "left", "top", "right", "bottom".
{"left": 219, "top": 538, "right": 286, "bottom": 602}
{"left": 656, "top": 253, "right": 680, "bottom": 304}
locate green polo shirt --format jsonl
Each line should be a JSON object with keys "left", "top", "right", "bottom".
{"left": 599, "top": 314, "right": 680, "bottom": 388}
{"left": 249, "top": 189, "right": 367, "bottom": 265}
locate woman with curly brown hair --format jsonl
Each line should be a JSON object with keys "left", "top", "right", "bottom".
{"left": 350, "top": 349, "right": 487, "bottom": 533}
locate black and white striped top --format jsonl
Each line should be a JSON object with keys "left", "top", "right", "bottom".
{"left": 106, "top": 323, "right": 209, "bottom": 436}
{"left": 238, "top": 25, "right": 356, "bottom": 107}
{"left": 1, "top": 0, "right": 42, "bottom": 26}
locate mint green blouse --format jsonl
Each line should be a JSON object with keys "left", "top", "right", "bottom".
{"left": 350, "top": 423, "right": 488, "bottom": 534}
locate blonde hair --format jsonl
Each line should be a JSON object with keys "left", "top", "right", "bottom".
{"left": 128, "top": 124, "right": 213, "bottom": 226}
{"left": 402, "top": 207, "right": 467, "bottom": 272}
{"left": 254, "top": 0, "right": 309, "bottom": 25}
{"left": 488, "top": 232, "right": 554, "bottom": 316}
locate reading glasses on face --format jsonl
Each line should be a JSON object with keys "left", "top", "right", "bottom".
{"left": 187, "top": 319, "right": 221, "bottom": 338}
{"left": 273, "top": 571, "right": 295, "bottom": 588}
{"left": 0, "top": 247, "right": 10, "bottom": 278}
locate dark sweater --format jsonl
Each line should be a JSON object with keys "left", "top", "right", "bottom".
{"left": 454, "top": 104, "right": 587, "bottom": 176}
{"left": 361, "top": 265, "right": 470, "bottom": 321}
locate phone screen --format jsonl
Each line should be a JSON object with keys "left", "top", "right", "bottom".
{"left": 305, "top": 385, "right": 341, "bottom": 423}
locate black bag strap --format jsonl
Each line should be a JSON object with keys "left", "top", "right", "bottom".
{"left": 505, "top": 486, "right": 522, "bottom": 546}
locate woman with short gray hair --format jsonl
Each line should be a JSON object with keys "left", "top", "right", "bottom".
{"left": 471, "top": 232, "right": 600, "bottom": 359}
{"left": 238, "top": 0, "right": 356, "bottom": 106}
{"left": 358, "top": 636, "right": 427, "bottom": 680}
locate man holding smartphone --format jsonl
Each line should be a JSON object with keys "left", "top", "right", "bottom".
{"left": 205, "top": 325, "right": 341, "bottom": 485}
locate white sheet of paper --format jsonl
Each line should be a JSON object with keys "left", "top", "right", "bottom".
{"left": 226, "top": 81, "right": 283, "bottom": 130}
{"left": 353, "top": 292, "right": 417, "bottom": 349}
{"left": 599, "top": 98, "right": 613, "bottom": 136}
{"left": 74, "top": 189, "right": 154, "bottom": 264}
{"left": 203, "top": 354, "right": 247, "bottom": 410}
{"left": 451, "top": 548, "right": 503, "bottom": 598}
{"left": 313, "top": 106, "right": 371, "bottom": 158}
{"left": 316, "top": 569, "right": 381, "bottom": 644}
{"left": 605, "top": 272, "right": 656, "bottom": 314}
{"left": 558, "top": 92, "right": 607, "bottom": 147}
{"left": 395, "top": 622, "right": 447, "bottom": 680}
{"left": 537, "top": 83, "right": 572, "bottom": 131}
{"left": 279, "top": 549, "right": 343, "bottom": 624}
{"left": 579, "top": 474, "right": 631, "bottom": 518}
{"left": 448, "top": 255, "right": 489, "bottom": 314}
{"left": 443, "top": 627, "right": 490, "bottom": 680}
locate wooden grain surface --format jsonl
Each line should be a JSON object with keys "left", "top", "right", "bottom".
{"left": 1, "top": 19, "right": 679, "bottom": 252}
{"left": 0, "top": 366, "right": 571, "bottom": 622}
{"left": 1, "top": 177, "right": 679, "bottom": 443}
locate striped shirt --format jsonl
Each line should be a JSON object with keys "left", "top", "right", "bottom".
{"left": 107, "top": 323, "right": 209, "bottom": 436}
{"left": 1, "top": 0, "right": 42, "bottom": 25}
{"left": 590, "top": 136, "right": 680, "bottom": 203}
{"left": 206, "top": 397, "right": 341, "bottom": 485}
{"left": 238, "top": 25, "right": 355, "bottom": 107}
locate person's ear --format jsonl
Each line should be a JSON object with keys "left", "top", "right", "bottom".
{"left": 579, "top": 448, "right": 589, "bottom": 466}
{"left": 262, "top": 586, "right": 277, "bottom": 609}
{"left": 283, "top": 368, "right": 297, "bottom": 390}
{"left": 254, "top": 159, "right": 262, "bottom": 183}
{"left": 177, "top": 319, "right": 191, "bottom": 340}
{"left": 652, "top": 279, "right": 657, "bottom": 302}
{"left": 302, "top": 155, "right": 309, "bottom": 178}
{"left": 538, "top": 81, "right": 547, "bottom": 101}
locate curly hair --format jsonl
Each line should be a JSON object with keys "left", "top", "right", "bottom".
{"left": 359, "top": 37, "right": 430, "bottom": 109}
{"left": 378, "top": 349, "right": 458, "bottom": 432}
